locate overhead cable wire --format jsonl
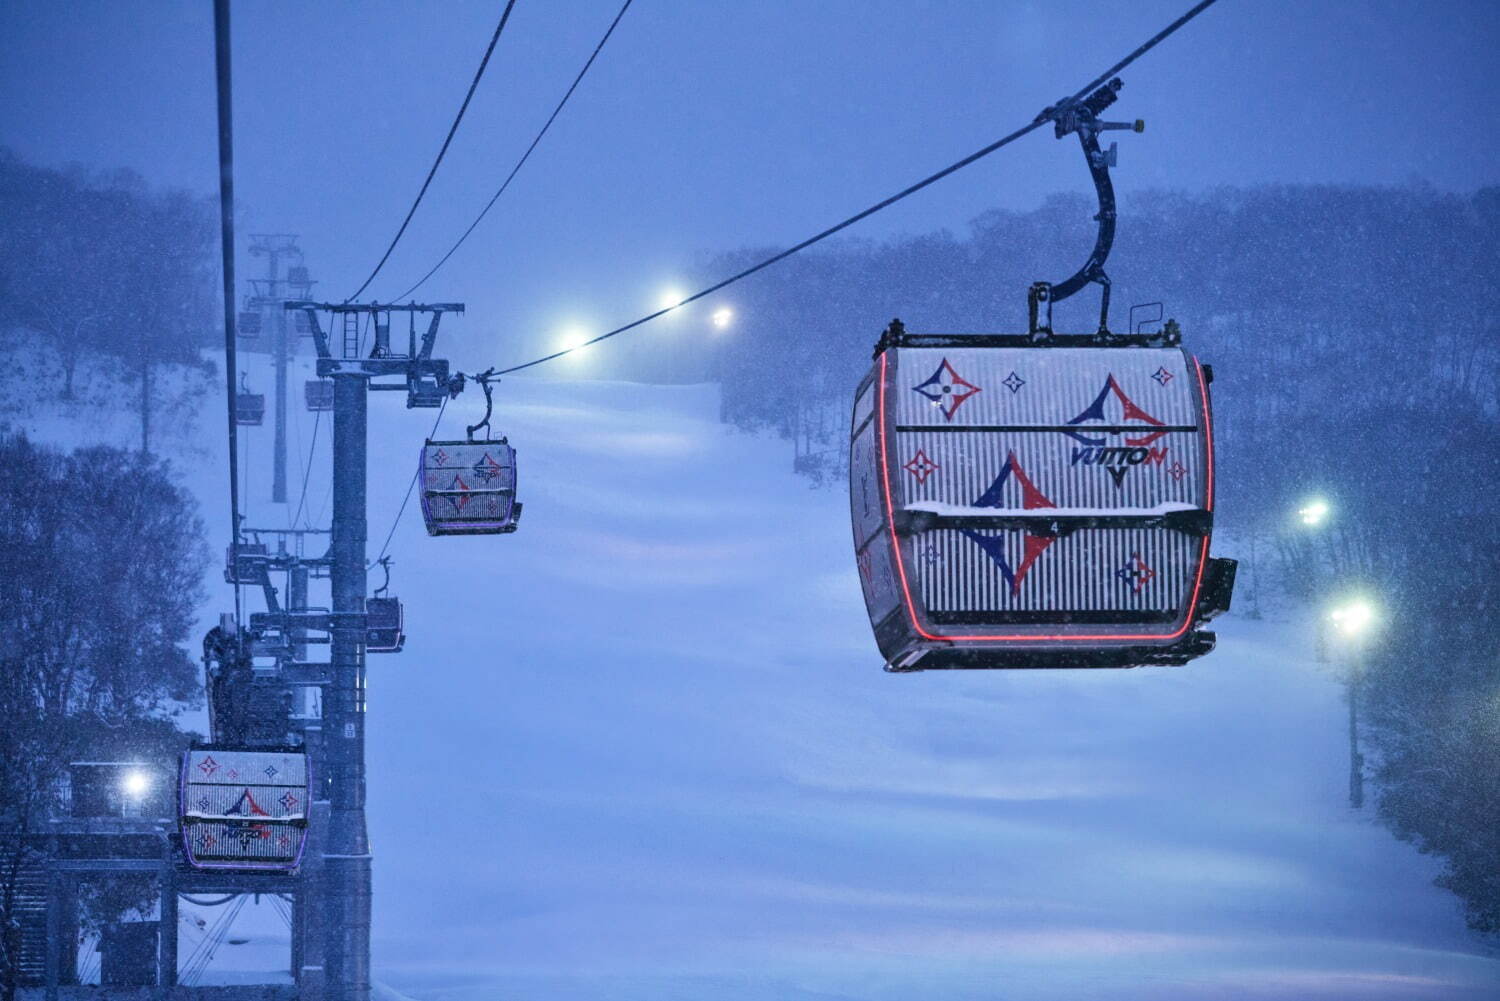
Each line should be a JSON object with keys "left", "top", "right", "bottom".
{"left": 487, "top": 0, "right": 1221, "bottom": 377}
{"left": 291, "top": 402, "right": 322, "bottom": 529}
{"left": 346, "top": 0, "right": 521, "bottom": 302}
{"left": 185, "top": 896, "right": 248, "bottom": 986}
{"left": 391, "top": 0, "right": 635, "bottom": 301}
{"left": 373, "top": 396, "right": 449, "bottom": 565}
{"left": 1061, "top": 0, "right": 1219, "bottom": 108}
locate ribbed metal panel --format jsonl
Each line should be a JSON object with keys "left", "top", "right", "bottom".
{"left": 420, "top": 439, "right": 518, "bottom": 534}
{"left": 182, "top": 782, "right": 308, "bottom": 821}
{"left": 913, "top": 527, "right": 1196, "bottom": 617}
{"left": 896, "top": 429, "right": 1200, "bottom": 509}
{"left": 182, "top": 749, "right": 308, "bottom": 803}
{"left": 850, "top": 381, "right": 902, "bottom": 624}
{"left": 850, "top": 342, "right": 1215, "bottom": 656}
{"left": 855, "top": 524, "right": 902, "bottom": 625}
{"left": 184, "top": 821, "right": 305, "bottom": 866}
{"left": 849, "top": 386, "right": 884, "bottom": 551}
{"left": 893, "top": 347, "right": 1199, "bottom": 428}
{"left": 180, "top": 749, "right": 309, "bottom": 869}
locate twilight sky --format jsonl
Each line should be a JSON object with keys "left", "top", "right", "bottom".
{"left": 2, "top": 0, "right": 1497, "bottom": 371}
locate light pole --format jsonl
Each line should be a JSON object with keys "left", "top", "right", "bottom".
{"left": 1327, "top": 597, "right": 1377, "bottom": 809}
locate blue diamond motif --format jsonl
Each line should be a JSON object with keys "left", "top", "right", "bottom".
{"left": 1002, "top": 371, "right": 1025, "bottom": 394}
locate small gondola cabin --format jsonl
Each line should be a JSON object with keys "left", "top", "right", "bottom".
{"left": 419, "top": 439, "right": 521, "bottom": 536}
{"left": 365, "top": 596, "right": 404, "bottom": 653}
{"left": 304, "top": 378, "right": 333, "bottom": 412}
{"left": 236, "top": 391, "right": 265, "bottom": 426}
{"left": 850, "top": 329, "right": 1233, "bottom": 671}
{"left": 179, "top": 747, "right": 309, "bottom": 870}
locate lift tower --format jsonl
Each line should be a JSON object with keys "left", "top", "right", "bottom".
{"left": 244, "top": 235, "right": 316, "bottom": 503}
{"left": 282, "top": 299, "right": 463, "bottom": 1001}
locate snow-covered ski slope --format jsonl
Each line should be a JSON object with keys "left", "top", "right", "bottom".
{"left": 21, "top": 351, "right": 1500, "bottom": 999}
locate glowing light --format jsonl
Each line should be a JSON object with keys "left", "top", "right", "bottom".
{"left": 711, "top": 307, "right": 733, "bottom": 329}
{"left": 658, "top": 288, "right": 687, "bottom": 311}
{"left": 1298, "top": 498, "right": 1330, "bottom": 527}
{"left": 559, "top": 327, "right": 592, "bottom": 359}
{"left": 121, "top": 771, "right": 150, "bottom": 798}
{"left": 1328, "top": 598, "right": 1377, "bottom": 637}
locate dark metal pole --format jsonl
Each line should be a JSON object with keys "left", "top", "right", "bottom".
{"left": 1348, "top": 657, "right": 1364, "bottom": 809}
{"left": 273, "top": 248, "right": 289, "bottom": 503}
{"left": 212, "top": 0, "right": 243, "bottom": 635}
{"left": 157, "top": 848, "right": 176, "bottom": 996}
{"left": 290, "top": 564, "right": 309, "bottom": 662}
{"left": 325, "top": 371, "right": 371, "bottom": 1001}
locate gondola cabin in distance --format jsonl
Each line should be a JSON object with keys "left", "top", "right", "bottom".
{"left": 850, "top": 322, "right": 1235, "bottom": 671}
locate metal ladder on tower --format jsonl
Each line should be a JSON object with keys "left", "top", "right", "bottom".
{"left": 342, "top": 311, "right": 361, "bottom": 359}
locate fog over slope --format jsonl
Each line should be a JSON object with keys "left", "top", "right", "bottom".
{"left": 17, "top": 349, "right": 1499, "bottom": 999}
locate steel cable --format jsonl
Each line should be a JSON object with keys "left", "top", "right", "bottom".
{"left": 392, "top": 0, "right": 635, "bottom": 301}
{"left": 485, "top": 0, "right": 1221, "bottom": 376}
{"left": 347, "top": 1, "right": 521, "bottom": 302}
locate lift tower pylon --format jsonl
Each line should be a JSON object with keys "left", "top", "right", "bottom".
{"left": 282, "top": 298, "right": 463, "bottom": 1001}
{"left": 246, "top": 234, "right": 317, "bottom": 503}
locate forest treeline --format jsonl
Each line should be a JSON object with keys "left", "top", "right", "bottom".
{"left": 0, "top": 150, "right": 218, "bottom": 993}
{"left": 0, "top": 148, "right": 218, "bottom": 450}
{"left": 0, "top": 435, "right": 205, "bottom": 997}
{"left": 645, "top": 182, "right": 1499, "bottom": 932}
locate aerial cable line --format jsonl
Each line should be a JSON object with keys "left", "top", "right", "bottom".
{"left": 488, "top": 0, "right": 1220, "bottom": 376}
{"left": 346, "top": 0, "right": 520, "bottom": 302}
{"left": 372, "top": 396, "right": 450, "bottom": 565}
{"left": 391, "top": 0, "right": 635, "bottom": 301}
{"left": 212, "top": 0, "right": 243, "bottom": 639}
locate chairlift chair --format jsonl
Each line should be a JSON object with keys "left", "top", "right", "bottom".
{"left": 848, "top": 78, "right": 1234, "bottom": 672}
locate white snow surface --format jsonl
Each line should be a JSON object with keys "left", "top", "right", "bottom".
{"left": 14, "top": 351, "right": 1500, "bottom": 1000}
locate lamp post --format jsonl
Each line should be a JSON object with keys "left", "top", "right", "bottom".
{"left": 1327, "top": 598, "right": 1377, "bottom": 809}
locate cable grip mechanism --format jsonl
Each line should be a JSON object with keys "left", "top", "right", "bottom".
{"left": 1028, "top": 77, "right": 1145, "bottom": 339}
{"left": 465, "top": 367, "right": 497, "bottom": 442}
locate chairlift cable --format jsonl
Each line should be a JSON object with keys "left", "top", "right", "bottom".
{"left": 178, "top": 900, "right": 229, "bottom": 982}
{"left": 186, "top": 896, "right": 248, "bottom": 986}
{"left": 485, "top": 0, "right": 1220, "bottom": 377}
{"left": 179, "top": 894, "right": 240, "bottom": 985}
{"left": 391, "top": 0, "right": 635, "bottom": 301}
{"left": 346, "top": 0, "right": 521, "bottom": 302}
{"left": 1059, "top": 0, "right": 1218, "bottom": 110}
{"left": 373, "top": 396, "right": 450, "bottom": 564}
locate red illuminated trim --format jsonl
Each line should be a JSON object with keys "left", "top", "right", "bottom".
{"left": 876, "top": 349, "right": 1214, "bottom": 645}
{"left": 1195, "top": 355, "right": 1214, "bottom": 512}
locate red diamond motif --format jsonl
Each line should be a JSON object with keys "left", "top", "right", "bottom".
{"left": 903, "top": 449, "right": 939, "bottom": 485}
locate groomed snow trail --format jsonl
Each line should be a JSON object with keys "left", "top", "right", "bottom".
{"left": 19, "top": 355, "right": 1499, "bottom": 999}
